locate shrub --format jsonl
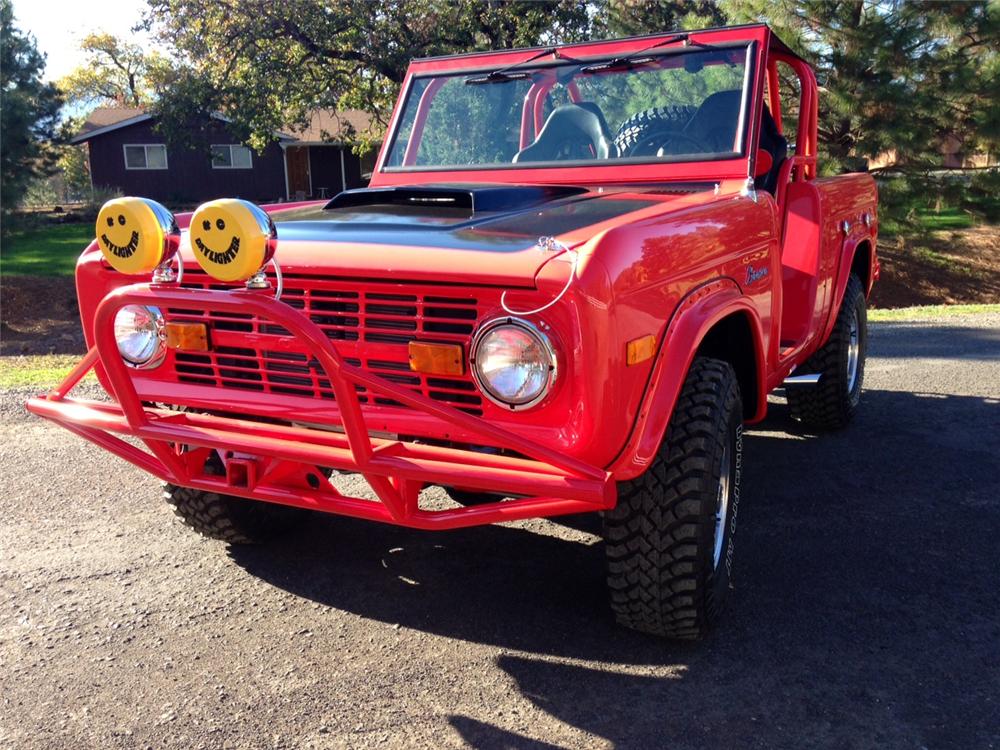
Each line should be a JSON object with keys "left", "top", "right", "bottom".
{"left": 964, "top": 169, "right": 1000, "bottom": 222}
{"left": 77, "top": 185, "right": 123, "bottom": 221}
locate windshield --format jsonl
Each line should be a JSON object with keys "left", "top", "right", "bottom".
{"left": 384, "top": 45, "right": 752, "bottom": 171}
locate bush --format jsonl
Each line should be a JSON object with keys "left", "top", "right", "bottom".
{"left": 964, "top": 169, "right": 1000, "bottom": 222}
{"left": 19, "top": 177, "right": 59, "bottom": 208}
{"left": 877, "top": 169, "right": 998, "bottom": 236}
{"left": 76, "top": 185, "right": 123, "bottom": 221}
{"left": 876, "top": 176, "right": 927, "bottom": 236}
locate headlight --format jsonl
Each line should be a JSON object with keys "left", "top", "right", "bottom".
{"left": 114, "top": 305, "right": 165, "bottom": 368}
{"left": 471, "top": 318, "right": 558, "bottom": 410}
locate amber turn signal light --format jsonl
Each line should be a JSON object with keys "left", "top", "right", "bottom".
{"left": 164, "top": 322, "right": 209, "bottom": 352}
{"left": 626, "top": 334, "right": 656, "bottom": 366}
{"left": 408, "top": 341, "right": 464, "bottom": 376}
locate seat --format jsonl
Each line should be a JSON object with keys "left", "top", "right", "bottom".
{"left": 755, "top": 105, "right": 788, "bottom": 195}
{"left": 682, "top": 89, "right": 743, "bottom": 153}
{"left": 514, "top": 102, "right": 616, "bottom": 163}
{"left": 683, "top": 90, "right": 787, "bottom": 194}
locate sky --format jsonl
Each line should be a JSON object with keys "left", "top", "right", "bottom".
{"left": 11, "top": 0, "right": 157, "bottom": 83}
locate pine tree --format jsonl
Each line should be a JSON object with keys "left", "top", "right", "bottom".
{"left": 0, "top": 0, "right": 63, "bottom": 228}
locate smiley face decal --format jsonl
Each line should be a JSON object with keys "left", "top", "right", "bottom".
{"left": 189, "top": 199, "right": 275, "bottom": 282}
{"left": 95, "top": 197, "right": 177, "bottom": 274}
{"left": 101, "top": 213, "right": 139, "bottom": 258}
{"left": 194, "top": 217, "right": 241, "bottom": 266}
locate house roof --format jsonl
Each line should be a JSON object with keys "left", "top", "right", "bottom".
{"left": 279, "top": 109, "right": 374, "bottom": 144}
{"left": 71, "top": 107, "right": 374, "bottom": 146}
{"left": 71, "top": 108, "right": 153, "bottom": 143}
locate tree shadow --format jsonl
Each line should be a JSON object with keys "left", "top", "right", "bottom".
{"left": 228, "top": 388, "right": 1000, "bottom": 745}
{"left": 867, "top": 321, "right": 1000, "bottom": 361}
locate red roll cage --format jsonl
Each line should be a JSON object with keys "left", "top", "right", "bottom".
{"left": 372, "top": 23, "right": 818, "bottom": 190}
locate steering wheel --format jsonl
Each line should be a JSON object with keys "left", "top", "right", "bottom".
{"left": 626, "top": 130, "right": 711, "bottom": 157}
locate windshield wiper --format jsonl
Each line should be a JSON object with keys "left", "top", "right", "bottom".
{"left": 580, "top": 32, "right": 706, "bottom": 73}
{"left": 465, "top": 47, "right": 558, "bottom": 85}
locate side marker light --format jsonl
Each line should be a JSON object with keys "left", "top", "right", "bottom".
{"left": 626, "top": 334, "right": 657, "bottom": 366}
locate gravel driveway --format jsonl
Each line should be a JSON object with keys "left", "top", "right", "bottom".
{"left": 2, "top": 314, "right": 999, "bottom": 749}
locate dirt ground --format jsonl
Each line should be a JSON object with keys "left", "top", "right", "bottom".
{"left": 0, "top": 275, "right": 85, "bottom": 355}
{"left": 871, "top": 226, "right": 1000, "bottom": 308}
{"left": 2, "top": 315, "right": 999, "bottom": 749}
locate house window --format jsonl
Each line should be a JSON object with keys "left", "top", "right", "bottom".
{"left": 123, "top": 144, "right": 168, "bottom": 170}
{"left": 210, "top": 144, "right": 253, "bottom": 169}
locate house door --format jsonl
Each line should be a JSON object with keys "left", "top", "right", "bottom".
{"left": 285, "top": 146, "right": 311, "bottom": 200}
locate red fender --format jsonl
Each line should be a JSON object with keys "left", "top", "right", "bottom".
{"left": 821, "top": 227, "right": 876, "bottom": 344}
{"left": 609, "top": 278, "right": 768, "bottom": 480}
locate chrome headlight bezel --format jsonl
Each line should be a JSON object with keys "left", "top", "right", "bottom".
{"left": 470, "top": 317, "right": 558, "bottom": 411}
{"left": 113, "top": 304, "right": 166, "bottom": 369}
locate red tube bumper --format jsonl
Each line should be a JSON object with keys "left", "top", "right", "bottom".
{"left": 26, "top": 283, "right": 615, "bottom": 530}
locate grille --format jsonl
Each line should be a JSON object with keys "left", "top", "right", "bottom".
{"left": 164, "top": 274, "right": 486, "bottom": 415}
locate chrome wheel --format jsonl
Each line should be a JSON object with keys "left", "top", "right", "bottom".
{"left": 713, "top": 444, "right": 731, "bottom": 570}
{"left": 846, "top": 307, "right": 860, "bottom": 393}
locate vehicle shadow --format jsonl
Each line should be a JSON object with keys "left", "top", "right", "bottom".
{"left": 228, "top": 388, "right": 1000, "bottom": 747}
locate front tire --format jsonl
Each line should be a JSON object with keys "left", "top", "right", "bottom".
{"left": 786, "top": 274, "right": 867, "bottom": 429}
{"left": 164, "top": 454, "right": 307, "bottom": 544}
{"left": 165, "top": 483, "right": 306, "bottom": 544}
{"left": 604, "top": 357, "right": 743, "bottom": 640}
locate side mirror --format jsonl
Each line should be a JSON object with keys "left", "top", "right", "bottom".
{"left": 753, "top": 148, "right": 773, "bottom": 178}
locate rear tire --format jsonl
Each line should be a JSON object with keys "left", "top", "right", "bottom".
{"left": 786, "top": 274, "right": 867, "bottom": 429}
{"left": 604, "top": 357, "right": 743, "bottom": 640}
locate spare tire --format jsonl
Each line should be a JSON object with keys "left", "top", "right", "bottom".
{"left": 614, "top": 106, "right": 697, "bottom": 157}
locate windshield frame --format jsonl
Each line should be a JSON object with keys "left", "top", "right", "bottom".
{"left": 372, "top": 28, "right": 769, "bottom": 187}
{"left": 382, "top": 42, "right": 755, "bottom": 174}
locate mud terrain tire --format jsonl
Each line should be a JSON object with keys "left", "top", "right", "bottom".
{"left": 164, "top": 483, "right": 306, "bottom": 545}
{"left": 786, "top": 274, "right": 867, "bottom": 429}
{"left": 604, "top": 357, "right": 743, "bottom": 640}
{"left": 614, "top": 106, "right": 696, "bottom": 156}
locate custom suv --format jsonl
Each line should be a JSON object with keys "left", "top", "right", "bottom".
{"left": 29, "top": 24, "right": 878, "bottom": 639}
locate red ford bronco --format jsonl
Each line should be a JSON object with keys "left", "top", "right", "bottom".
{"left": 29, "top": 24, "right": 878, "bottom": 640}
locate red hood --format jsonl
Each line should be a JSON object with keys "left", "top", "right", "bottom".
{"left": 172, "top": 185, "right": 717, "bottom": 287}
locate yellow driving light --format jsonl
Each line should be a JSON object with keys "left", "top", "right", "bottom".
{"left": 189, "top": 199, "right": 276, "bottom": 282}
{"left": 95, "top": 197, "right": 179, "bottom": 274}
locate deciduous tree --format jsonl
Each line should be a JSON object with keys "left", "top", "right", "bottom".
{"left": 59, "top": 33, "right": 159, "bottom": 108}
{"left": 143, "top": 0, "right": 591, "bottom": 152}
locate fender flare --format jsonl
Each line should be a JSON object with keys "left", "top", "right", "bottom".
{"left": 608, "top": 278, "right": 768, "bottom": 480}
{"left": 821, "top": 229, "right": 874, "bottom": 344}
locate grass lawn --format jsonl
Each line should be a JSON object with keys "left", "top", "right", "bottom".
{"left": 1, "top": 222, "right": 93, "bottom": 276}
{"left": 917, "top": 208, "right": 975, "bottom": 231}
{"left": 869, "top": 303, "right": 1000, "bottom": 321}
{"left": 0, "top": 354, "right": 94, "bottom": 389}
{"left": 881, "top": 206, "right": 977, "bottom": 236}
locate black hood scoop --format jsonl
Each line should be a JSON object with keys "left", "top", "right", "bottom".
{"left": 325, "top": 184, "right": 588, "bottom": 217}
{"left": 273, "top": 183, "right": 661, "bottom": 252}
